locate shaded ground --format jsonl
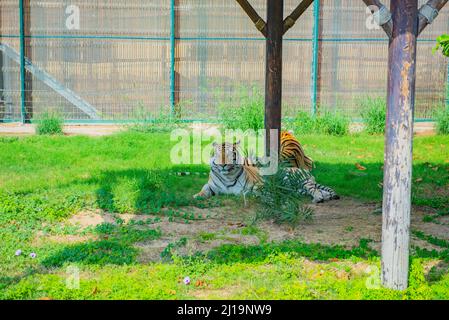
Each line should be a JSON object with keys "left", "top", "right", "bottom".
{"left": 55, "top": 197, "right": 449, "bottom": 263}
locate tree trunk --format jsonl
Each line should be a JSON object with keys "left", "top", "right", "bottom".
{"left": 381, "top": 0, "right": 418, "bottom": 290}
{"left": 265, "top": 0, "right": 283, "bottom": 156}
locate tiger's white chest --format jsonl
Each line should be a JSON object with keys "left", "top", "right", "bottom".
{"left": 208, "top": 165, "right": 251, "bottom": 196}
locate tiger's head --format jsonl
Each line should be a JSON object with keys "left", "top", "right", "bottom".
{"left": 211, "top": 141, "right": 242, "bottom": 173}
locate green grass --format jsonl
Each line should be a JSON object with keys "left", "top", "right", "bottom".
{"left": 435, "top": 106, "right": 449, "bottom": 135}
{"left": 34, "top": 112, "right": 64, "bottom": 135}
{"left": 292, "top": 111, "right": 349, "bottom": 136}
{"left": 0, "top": 131, "right": 448, "bottom": 299}
{"left": 2, "top": 251, "right": 449, "bottom": 300}
{"left": 360, "top": 97, "right": 386, "bottom": 134}
{"left": 218, "top": 87, "right": 265, "bottom": 131}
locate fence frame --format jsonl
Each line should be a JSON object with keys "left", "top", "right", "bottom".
{"left": 3, "top": 1, "right": 448, "bottom": 123}
{"left": 311, "top": 0, "right": 320, "bottom": 116}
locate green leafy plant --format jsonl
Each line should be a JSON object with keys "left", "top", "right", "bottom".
{"left": 161, "top": 237, "right": 188, "bottom": 261}
{"left": 292, "top": 110, "right": 349, "bottom": 136}
{"left": 407, "top": 259, "right": 432, "bottom": 299}
{"left": 218, "top": 87, "right": 264, "bottom": 131}
{"left": 360, "top": 97, "right": 386, "bottom": 134}
{"left": 315, "top": 111, "right": 349, "bottom": 136}
{"left": 128, "top": 103, "right": 182, "bottom": 133}
{"left": 434, "top": 106, "right": 449, "bottom": 135}
{"left": 34, "top": 111, "right": 63, "bottom": 135}
{"left": 433, "top": 34, "right": 449, "bottom": 57}
{"left": 292, "top": 111, "right": 316, "bottom": 135}
{"left": 255, "top": 165, "right": 314, "bottom": 226}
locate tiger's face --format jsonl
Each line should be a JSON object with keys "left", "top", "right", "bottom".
{"left": 212, "top": 141, "right": 241, "bottom": 172}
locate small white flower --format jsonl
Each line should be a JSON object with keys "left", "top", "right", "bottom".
{"left": 183, "top": 276, "right": 191, "bottom": 285}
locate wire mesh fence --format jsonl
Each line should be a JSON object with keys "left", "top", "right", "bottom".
{"left": 0, "top": 0, "right": 448, "bottom": 122}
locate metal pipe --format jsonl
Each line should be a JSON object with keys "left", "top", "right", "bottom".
{"left": 446, "top": 62, "right": 449, "bottom": 108}
{"left": 311, "top": 0, "right": 320, "bottom": 116}
{"left": 170, "top": 0, "right": 176, "bottom": 115}
{"left": 19, "top": 0, "right": 26, "bottom": 123}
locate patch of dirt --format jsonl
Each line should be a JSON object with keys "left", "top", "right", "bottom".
{"left": 33, "top": 234, "right": 96, "bottom": 246}
{"left": 0, "top": 123, "right": 123, "bottom": 137}
{"left": 436, "top": 216, "right": 449, "bottom": 225}
{"left": 67, "top": 210, "right": 116, "bottom": 229}
{"left": 62, "top": 197, "right": 448, "bottom": 263}
{"left": 191, "top": 286, "right": 243, "bottom": 300}
{"left": 135, "top": 206, "right": 260, "bottom": 263}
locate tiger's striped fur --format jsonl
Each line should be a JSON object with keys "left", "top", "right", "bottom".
{"left": 193, "top": 142, "right": 262, "bottom": 199}
{"left": 194, "top": 131, "right": 339, "bottom": 203}
{"left": 280, "top": 131, "right": 314, "bottom": 170}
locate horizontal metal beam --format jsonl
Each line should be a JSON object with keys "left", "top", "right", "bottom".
{"left": 0, "top": 43, "right": 101, "bottom": 120}
{"left": 235, "top": 0, "right": 267, "bottom": 37}
{"left": 283, "top": 0, "right": 314, "bottom": 35}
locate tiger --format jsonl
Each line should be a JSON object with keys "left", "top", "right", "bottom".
{"left": 194, "top": 131, "right": 339, "bottom": 203}
{"left": 193, "top": 141, "right": 262, "bottom": 199}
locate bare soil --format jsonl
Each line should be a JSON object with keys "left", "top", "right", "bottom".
{"left": 58, "top": 197, "right": 449, "bottom": 262}
{"left": 0, "top": 122, "right": 436, "bottom": 137}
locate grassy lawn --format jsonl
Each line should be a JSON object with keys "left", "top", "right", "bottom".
{"left": 0, "top": 131, "right": 448, "bottom": 300}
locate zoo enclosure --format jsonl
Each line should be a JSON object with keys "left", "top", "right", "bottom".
{"left": 0, "top": 0, "right": 448, "bottom": 123}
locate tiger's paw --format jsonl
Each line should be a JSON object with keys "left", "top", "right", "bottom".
{"left": 312, "top": 191, "right": 340, "bottom": 203}
{"left": 312, "top": 190, "right": 333, "bottom": 203}
{"left": 193, "top": 191, "right": 209, "bottom": 200}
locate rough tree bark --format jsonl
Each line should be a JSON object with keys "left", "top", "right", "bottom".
{"left": 381, "top": 0, "right": 418, "bottom": 290}
{"left": 265, "top": 0, "right": 283, "bottom": 155}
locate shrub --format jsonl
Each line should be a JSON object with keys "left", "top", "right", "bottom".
{"left": 291, "top": 111, "right": 316, "bottom": 135}
{"left": 218, "top": 87, "right": 264, "bottom": 131}
{"left": 407, "top": 259, "right": 432, "bottom": 299}
{"left": 360, "top": 97, "right": 386, "bottom": 134}
{"left": 434, "top": 106, "right": 449, "bottom": 135}
{"left": 292, "top": 110, "right": 349, "bottom": 136}
{"left": 433, "top": 34, "right": 449, "bottom": 57}
{"left": 34, "top": 111, "right": 63, "bottom": 135}
{"left": 255, "top": 165, "right": 314, "bottom": 226}
{"left": 128, "top": 104, "right": 182, "bottom": 133}
{"left": 315, "top": 111, "right": 349, "bottom": 136}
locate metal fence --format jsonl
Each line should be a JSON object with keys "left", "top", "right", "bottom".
{"left": 0, "top": 0, "right": 448, "bottom": 123}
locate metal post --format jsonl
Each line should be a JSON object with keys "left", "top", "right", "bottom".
{"left": 330, "top": 0, "right": 341, "bottom": 110}
{"left": 311, "top": 0, "right": 320, "bottom": 116}
{"left": 0, "top": 2, "right": 4, "bottom": 122}
{"left": 169, "top": 0, "right": 176, "bottom": 115}
{"left": 265, "top": 0, "right": 283, "bottom": 155}
{"left": 382, "top": 0, "right": 418, "bottom": 290}
{"left": 19, "top": 0, "right": 32, "bottom": 123}
{"left": 198, "top": 5, "right": 208, "bottom": 114}
{"left": 19, "top": 0, "right": 26, "bottom": 123}
{"left": 446, "top": 62, "right": 449, "bottom": 109}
